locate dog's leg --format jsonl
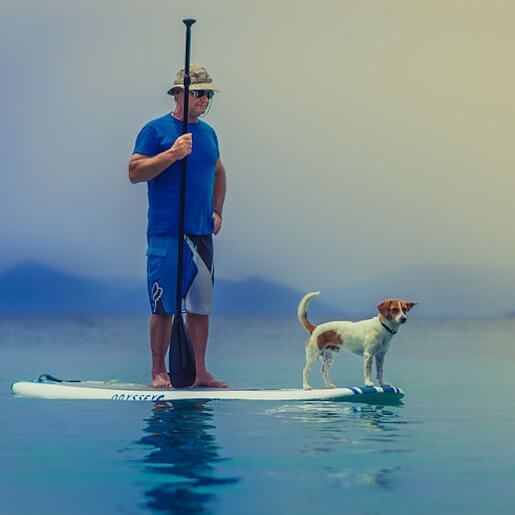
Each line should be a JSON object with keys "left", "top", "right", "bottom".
{"left": 320, "top": 349, "right": 336, "bottom": 389}
{"left": 375, "top": 352, "right": 391, "bottom": 387}
{"left": 303, "top": 341, "right": 318, "bottom": 390}
{"left": 363, "top": 352, "right": 375, "bottom": 386}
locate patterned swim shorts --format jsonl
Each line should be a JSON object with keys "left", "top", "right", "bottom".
{"left": 146, "top": 234, "right": 214, "bottom": 315}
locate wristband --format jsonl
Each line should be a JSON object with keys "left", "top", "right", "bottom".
{"left": 214, "top": 209, "right": 222, "bottom": 220}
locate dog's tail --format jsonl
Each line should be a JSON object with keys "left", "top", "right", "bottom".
{"left": 297, "top": 291, "right": 320, "bottom": 334}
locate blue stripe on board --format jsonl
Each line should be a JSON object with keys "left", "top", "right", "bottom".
{"left": 359, "top": 386, "right": 379, "bottom": 394}
{"left": 349, "top": 387, "right": 361, "bottom": 395}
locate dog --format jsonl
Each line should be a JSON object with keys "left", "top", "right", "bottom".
{"left": 298, "top": 292, "right": 417, "bottom": 390}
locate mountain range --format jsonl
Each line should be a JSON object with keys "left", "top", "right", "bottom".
{"left": 0, "top": 262, "right": 513, "bottom": 316}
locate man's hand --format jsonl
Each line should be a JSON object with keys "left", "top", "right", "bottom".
{"left": 129, "top": 133, "right": 193, "bottom": 183}
{"left": 213, "top": 211, "right": 222, "bottom": 235}
{"left": 169, "top": 133, "right": 192, "bottom": 159}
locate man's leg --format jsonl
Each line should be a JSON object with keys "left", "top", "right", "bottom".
{"left": 150, "top": 313, "right": 173, "bottom": 388}
{"left": 186, "top": 313, "right": 227, "bottom": 388}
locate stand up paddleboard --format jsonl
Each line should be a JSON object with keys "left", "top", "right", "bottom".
{"left": 11, "top": 374, "right": 404, "bottom": 402}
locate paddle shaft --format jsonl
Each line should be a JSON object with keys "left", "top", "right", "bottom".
{"left": 175, "top": 18, "right": 196, "bottom": 314}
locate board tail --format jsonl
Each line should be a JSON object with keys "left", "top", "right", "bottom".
{"left": 297, "top": 291, "right": 320, "bottom": 334}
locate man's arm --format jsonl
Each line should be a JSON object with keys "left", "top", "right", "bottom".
{"left": 212, "top": 158, "right": 226, "bottom": 235}
{"left": 128, "top": 133, "right": 192, "bottom": 183}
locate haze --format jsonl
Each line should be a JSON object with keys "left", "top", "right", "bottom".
{"left": 1, "top": 0, "right": 514, "bottom": 295}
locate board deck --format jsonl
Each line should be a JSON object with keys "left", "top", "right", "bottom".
{"left": 11, "top": 377, "right": 404, "bottom": 402}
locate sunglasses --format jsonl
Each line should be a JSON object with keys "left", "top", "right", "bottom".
{"left": 190, "top": 90, "right": 214, "bottom": 99}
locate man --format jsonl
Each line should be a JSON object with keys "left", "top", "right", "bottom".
{"left": 129, "top": 65, "right": 227, "bottom": 389}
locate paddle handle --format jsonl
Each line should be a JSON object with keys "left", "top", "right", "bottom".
{"left": 181, "top": 18, "right": 196, "bottom": 136}
{"left": 175, "top": 18, "right": 196, "bottom": 314}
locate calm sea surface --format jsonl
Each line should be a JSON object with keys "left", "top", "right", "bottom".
{"left": 1, "top": 314, "right": 514, "bottom": 514}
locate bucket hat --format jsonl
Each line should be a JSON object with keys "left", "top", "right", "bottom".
{"left": 167, "top": 64, "right": 218, "bottom": 95}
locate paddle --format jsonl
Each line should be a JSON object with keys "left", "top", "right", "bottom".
{"left": 168, "top": 18, "right": 197, "bottom": 388}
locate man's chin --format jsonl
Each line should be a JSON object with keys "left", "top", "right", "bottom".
{"left": 189, "top": 107, "right": 207, "bottom": 119}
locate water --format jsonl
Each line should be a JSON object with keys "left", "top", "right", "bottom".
{"left": 1, "top": 314, "right": 515, "bottom": 514}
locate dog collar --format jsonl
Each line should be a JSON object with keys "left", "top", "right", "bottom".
{"left": 380, "top": 321, "right": 397, "bottom": 335}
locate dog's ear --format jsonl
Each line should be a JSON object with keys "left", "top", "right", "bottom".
{"left": 403, "top": 301, "right": 418, "bottom": 312}
{"left": 377, "top": 300, "right": 391, "bottom": 318}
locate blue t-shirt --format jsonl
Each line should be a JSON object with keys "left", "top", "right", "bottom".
{"left": 133, "top": 113, "right": 220, "bottom": 235}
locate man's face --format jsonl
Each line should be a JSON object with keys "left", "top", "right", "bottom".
{"left": 176, "top": 89, "right": 212, "bottom": 118}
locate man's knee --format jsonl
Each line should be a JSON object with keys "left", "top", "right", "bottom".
{"left": 150, "top": 313, "right": 173, "bottom": 327}
{"left": 186, "top": 313, "right": 209, "bottom": 330}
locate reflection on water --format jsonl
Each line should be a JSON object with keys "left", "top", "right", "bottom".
{"left": 264, "top": 402, "right": 415, "bottom": 490}
{"left": 137, "top": 400, "right": 239, "bottom": 514}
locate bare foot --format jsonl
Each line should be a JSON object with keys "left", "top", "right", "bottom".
{"left": 193, "top": 372, "right": 228, "bottom": 388}
{"left": 152, "top": 372, "right": 172, "bottom": 388}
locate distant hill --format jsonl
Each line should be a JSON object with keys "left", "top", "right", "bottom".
{"left": 0, "top": 262, "right": 147, "bottom": 313}
{"left": 0, "top": 262, "right": 336, "bottom": 315}
{"left": 212, "top": 277, "right": 335, "bottom": 316}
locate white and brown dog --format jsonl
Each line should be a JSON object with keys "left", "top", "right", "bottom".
{"left": 298, "top": 292, "right": 417, "bottom": 390}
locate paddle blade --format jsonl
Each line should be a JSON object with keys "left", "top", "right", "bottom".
{"left": 168, "top": 314, "right": 196, "bottom": 388}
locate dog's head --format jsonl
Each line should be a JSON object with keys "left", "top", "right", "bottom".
{"left": 377, "top": 299, "right": 417, "bottom": 324}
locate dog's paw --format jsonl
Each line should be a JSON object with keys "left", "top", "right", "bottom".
{"left": 303, "top": 384, "right": 312, "bottom": 391}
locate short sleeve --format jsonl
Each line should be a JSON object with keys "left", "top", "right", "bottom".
{"left": 133, "top": 125, "right": 159, "bottom": 157}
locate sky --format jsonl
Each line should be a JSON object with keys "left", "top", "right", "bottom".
{"left": 1, "top": 0, "right": 514, "bottom": 294}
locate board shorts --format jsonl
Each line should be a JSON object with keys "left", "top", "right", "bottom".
{"left": 146, "top": 234, "right": 214, "bottom": 315}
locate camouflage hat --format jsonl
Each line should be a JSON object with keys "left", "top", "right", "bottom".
{"left": 167, "top": 64, "right": 219, "bottom": 95}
